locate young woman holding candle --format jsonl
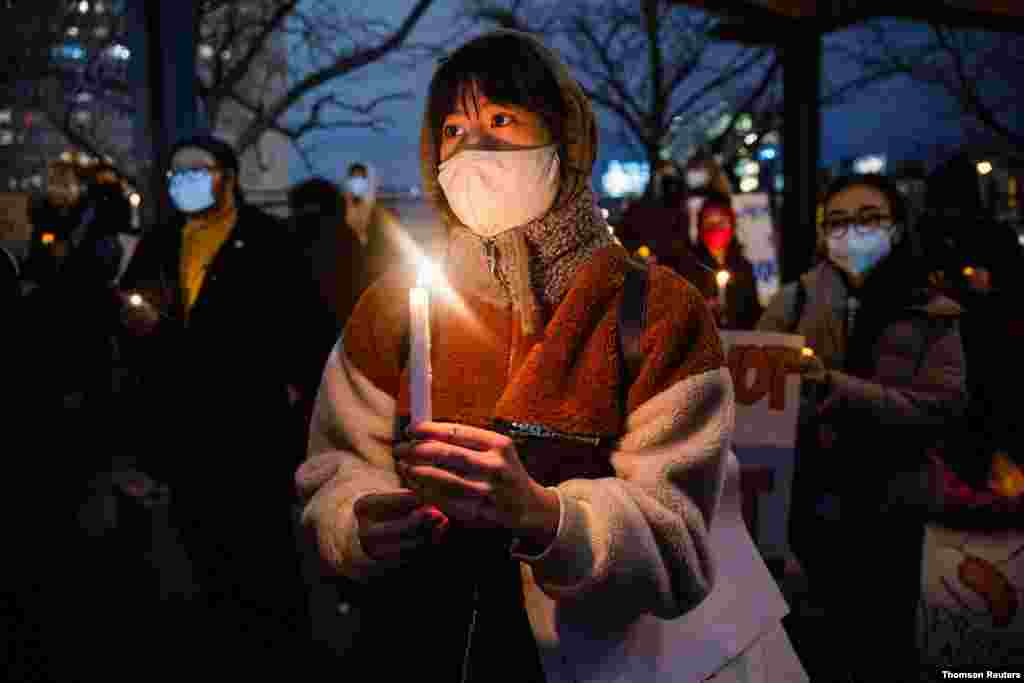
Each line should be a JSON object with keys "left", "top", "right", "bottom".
{"left": 674, "top": 190, "right": 762, "bottom": 330}
{"left": 297, "top": 31, "right": 806, "bottom": 682}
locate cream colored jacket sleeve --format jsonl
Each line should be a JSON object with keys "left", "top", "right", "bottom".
{"left": 297, "top": 339, "right": 734, "bottom": 623}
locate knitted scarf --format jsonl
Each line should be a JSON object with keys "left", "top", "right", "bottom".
{"left": 445, "top": 187, "right": 614, "bottom": 335}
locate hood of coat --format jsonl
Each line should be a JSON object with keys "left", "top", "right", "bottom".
{"left": 419, "top": 30, "right": 598, "bottom": 235}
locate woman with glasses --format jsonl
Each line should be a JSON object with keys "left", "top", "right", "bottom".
{"left": 757, "top": 173, "right": 967, "bottom": 681}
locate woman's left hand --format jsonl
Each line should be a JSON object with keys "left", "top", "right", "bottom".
{"left": 395, "top": 422, "right": 560, "bottom": 548}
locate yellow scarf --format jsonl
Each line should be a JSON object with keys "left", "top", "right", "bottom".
{"left": 180, "top": 206, "right": 237, "bottom": 313}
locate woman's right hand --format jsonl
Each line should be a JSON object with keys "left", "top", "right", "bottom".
{"left": 353, "top": 490, "right": 448, "bottom": 565}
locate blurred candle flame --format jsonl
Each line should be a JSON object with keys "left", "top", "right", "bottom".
{"left": 989, "top": 452, "right": 1024, "bottom": 498}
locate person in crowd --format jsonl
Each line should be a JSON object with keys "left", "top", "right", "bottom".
{"left": 342, "top": 161, "right": 408, "bottom": 286}
{"left": 757, "top": 172, "right": 967, "bottom": 681}
{"left": 114, "top": 134, "right": 325, "bottom": 673}
{"left": 296, "top": 29, "right": 806, "bottom": 682}
{"left": 21, "top": 160, "right": 88, "bottom": 290}
{"left": 675, "top": 190, "right": 761, "bottom": 329}
{"left": 614, "top": 159, "right": 691, "bottom": 268}
{"left": 683, "top": 153, "right": 734, "bottom": 201}
{"left": 289, "top": 176, "right": 369, "bottom": 339}
{"left": 1, "top": 240, "right": 18, "bottom": 311}
{"left": 919, "top": 152, "right": 1024, "bottom": 486}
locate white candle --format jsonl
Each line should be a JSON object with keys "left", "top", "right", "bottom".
{"left": 409, "top": 267, "right": 432, "bottom": 426}
{"left": 715, "top": 269, "right": 731, "bottom": 310}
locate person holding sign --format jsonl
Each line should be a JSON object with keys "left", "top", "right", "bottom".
{"left": 757, "top": 172, "right": 967, "bottom": 680}
{"left": 296, "top": 30, "right": 805, "bottom": 683}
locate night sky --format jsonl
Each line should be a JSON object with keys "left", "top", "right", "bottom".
{"left": 285, "top": 1, "right": 974, "bottom": 190}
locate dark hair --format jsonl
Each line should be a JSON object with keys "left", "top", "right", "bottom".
{"left": 288, "top": 177, "right": 343, "bottom": 219}
{"left": 823, "top": 173, "right": 929, "bottom": 295}
{"left": 168, "top": 134, "right": 244, "bottom": 205}
{"left": 697, "top": 189, "right": 734, "bottom": 227}
{"left": 347, "top": 163, "right": 368, "bottom": 176}
{"left": 425, "top": 33, "right": 567, "bottom": 161}
{"left": 822, "top": 172, "right": 908, "bottom": 226}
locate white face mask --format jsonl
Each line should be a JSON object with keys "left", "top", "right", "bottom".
{"left": 347, "top": 176, "right": 370, "bottom": 198}
{"left": 827, "top": 228, "right": 893, "bottom": 278}
{"left": 686, "top": 169, "right": 709, "bottom": 188}
{"left": 438, "top": 145, "right": 560, "bottom": 237}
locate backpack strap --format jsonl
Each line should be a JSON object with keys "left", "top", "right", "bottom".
{"left": 788, "top": 278, "right": 807, "bottom": 333}
{"left": 618, "top": 257, "right": 650, "bottom": 406}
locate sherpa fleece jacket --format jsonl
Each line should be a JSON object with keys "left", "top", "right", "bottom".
{"left": 296, "top": 243, "right": 736, "bottom": 680}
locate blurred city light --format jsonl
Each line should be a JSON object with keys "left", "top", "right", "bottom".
{"left": 106, "top": 44, "right": 131, "bottom": 60}
{"left": 739, "top": 177, "right": 759, "bottom": 192}
{"left": 853, "top": 155, "right": 886, "bottom": 175}
{"left": 602, "top": 160, "right": 649, "bottom": 198}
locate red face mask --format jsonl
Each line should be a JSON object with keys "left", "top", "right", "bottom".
{"left": 700, "top": 227, "right": 732, "bottom": 253}
{"left": 700, "top": 207, "right": 734, "bottom": 252}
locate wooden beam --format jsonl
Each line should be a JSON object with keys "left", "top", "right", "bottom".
{"left": 672, "top": 0, "right": 1024, "bottom": 35}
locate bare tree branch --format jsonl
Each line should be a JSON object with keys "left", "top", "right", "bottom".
{"left": 836, "top": 18, "right": 1024, "bottom": 152}
{"left": 231, "top": 0, "right": 435, "bottom": 153}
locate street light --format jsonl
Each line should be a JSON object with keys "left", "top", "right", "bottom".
{"left": 976, "top": 161, "right": 993, "bottom": 176}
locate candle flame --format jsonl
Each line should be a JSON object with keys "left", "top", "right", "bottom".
{"left": 989, "top": 452, "right": 1024, "bottom": 499}
{"left": 416, "top": 257, "right": 441, "bottom": 289}
{"left": 963, "top": 266, "right": 975, "bottom": 277}
{"left": 801, "top": 347, "right": 815, "bottom": 358}
{"left": 128, "top": 293, "right": 144, "bottom": 307}
{"left": 41, "top": 232, "right": 56, "bottom": 245}
{"left": 716, "top": 270, "right": 731, "bottom": 287}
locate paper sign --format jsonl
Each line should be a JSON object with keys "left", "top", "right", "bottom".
{"left": 731, "top": 193, "right": 780, "bottom": 309}
{"left": 720, "top": 330, "right": 805, "bottom": 559}
{"left": 918, "top": 524, "right": 1024, "bottom": 672}
{"left": 0, "top": 191, "right": 31, "bottom": 255}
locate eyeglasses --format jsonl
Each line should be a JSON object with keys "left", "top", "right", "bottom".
{"left": 166, "top": 166, "right": 220, "bottom": 181}
{"left": 822, "top": 212, "right": 894, "bottom": 238}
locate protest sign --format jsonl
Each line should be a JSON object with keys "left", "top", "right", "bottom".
{"left": 720, "top": 329, "right": 805, "bottom": 560}
{"left": 0, "top": 191, "right": 31, "bottom": 259}
{"left": 918, "top": 524, "right": 1024, "bottom": 672}
{"left": 731, "top": 192, "right": 780, "bottom": 309}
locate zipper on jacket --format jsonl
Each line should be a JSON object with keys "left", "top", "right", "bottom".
{"left": 495, "top": 420, "right": 603, "bottom": 447}
{"left": 483, "top": 239, "right": 498, "bottom": 278}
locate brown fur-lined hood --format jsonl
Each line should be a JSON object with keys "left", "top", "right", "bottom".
{"left": 419, "top": 30, "right": 599, "bottom": 234}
